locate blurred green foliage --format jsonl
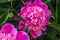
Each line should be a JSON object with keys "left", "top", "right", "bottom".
{"left": 0, "top": 0, "right": 60, "bottom": 40}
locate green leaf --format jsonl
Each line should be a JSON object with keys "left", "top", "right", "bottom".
{"left": 14, "top": 15, "right": 25, "bottom": 22}
{"left": 0, "top": 0, "right": 14, "bottom": 3}
{"left": 0, "top": 7, "right": 8, "bottom": 16}
{"left": 0, "top": 13, "right": 9, "bottom": 26}
{"left": 57, "top": 0, "right": 60, "bottom": 23}
{"left": 49, "top": 23, "right": 60, "bottom": 31}
{"left": 48, "top": 30, "right": 57, "bottom": 40}
{"left": 0, "top": 0, "right": 8, "bottom": 3}
{"left": 42, "top": 0, "right": 51, "bottom": 3}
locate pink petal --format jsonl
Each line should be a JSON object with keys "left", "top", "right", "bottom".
{"left": 24, "top": 1, "right": 32, "bottom": 7}
{"left": 16, "top": 31, "right": 30, "bottom": 40}
{"left": 30, "top": 30, "right": 37, "bottom": 38}
{"left": 1, "top": 23, "right": 17, "bottom": 35}
{"left": 41, "top": 26, "right": 47, "bottom": 31}
{"left": 14, "top": 18, "right": 20, "bottom": 22}
{"left": 34, "top": 1, "right": 48, "bottom": 11}
{"left": 39, "top": 2, "right": 48, "bottom": 10}
{"left": 30, "top": 30, "right": 42, "bottom": 38}
{"left": 35, "top": 30, "right": 42, "bottom": 37}
{"left": 18, "top": 21, "right": 27, "bottom": 30}
{"left": 46, "top": 10, "right": 51, "bottom": 17}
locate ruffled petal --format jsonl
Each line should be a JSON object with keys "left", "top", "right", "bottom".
{"left": 34, "top": 1, "right": 48, "bottom": 11}
{"left": 30, "top": 30, "right": 42, "bottom": 38}
{"left": 18, "top": 21, "right": 27, "bottom": 30}
{"left": 30, "top": 30, "right": 37, "bottom": 38}
{"left": 16, "top": 31, "right": 30, "bottom": 40}
{"left": 46, "top": 10, "right": 51, "bottom": 17}
{"left": 1, "top": 23, "right": 17, "bottom": 35}
{"left": 41, "top": 26, "right": 47, "bottom": 31}
{"left": 24, "top": 1, "right": 32, "bottom": 7}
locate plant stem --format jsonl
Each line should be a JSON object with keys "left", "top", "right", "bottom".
{"left": 56, "top": 0, "right": 57, "bottom": 24}
{"left": 11, "top": 0, "right": 13, "bottom": 12}
{"left": 21, "top": 0, "right": 24, "bottom": 4}
{"left": 31, "top": 37, "right": 33, "bottom": 40}
{"left": 34, "top": 38, "right": 36, "bottom": 40}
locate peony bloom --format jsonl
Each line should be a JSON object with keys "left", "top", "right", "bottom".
{"left": 18, "top": 0, "right": 51, "bottom": 38}
{"left": 0, "top": 23, "right": 30, "bottom": 40}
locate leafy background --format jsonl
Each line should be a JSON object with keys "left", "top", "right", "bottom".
{"left": 0, "top": 0, "right": 60, "bottom": 40}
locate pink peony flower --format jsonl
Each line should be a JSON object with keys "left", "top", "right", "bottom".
{"left": 18, "top": 0, "right": 51, "bottom": 38}
{"left": 0, "top": 23, "right": 30, "bottom": 40}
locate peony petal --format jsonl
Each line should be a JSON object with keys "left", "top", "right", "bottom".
{"left": 14, "top": 18, "right": 20, "bottom": 22}
{"left": 30, "top": 30, "right": 37, "bottom": 38}
{"left": 30, "top": 30, "right": 42, "bottom": 38}
{"left": 18, "top": 21, "right": 27, "bottom": 30}
{"left": 41, "top": 26, "right": 47, "bottom": 31}
{"left": 16, "top": 31, "right": 30, "bottom": 40}
{"left": 46, "top": 10, "right": 51, "bottom": 17}
{"left": 34, "top": 30, "right": 42, "bottom": 37}
{"left": 1, "top": 23, "right": 17, "bottom": 35}
{"left": 24, "top": 1, "right": 32, "bottom": 7}
{"left": 39, "top": 2, "right": 48, "bottom": 11}
{"left": 34, "top": 1, "right": 48, "bottom": 11}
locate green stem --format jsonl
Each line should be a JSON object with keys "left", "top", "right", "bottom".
{"left": 21, "top": 0, "right": 24, "bottom": 4}
{"left": 56, "top": 0, "right": 57, "bottom": 24}
{"left": 10, "top": 0, "right": 13, "bottom": 12}
{"left": 31, "top": 37, "right": 33, "bottom": 40}
{"left": 34, "top": 38, "right": 36, "bottom": 40}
